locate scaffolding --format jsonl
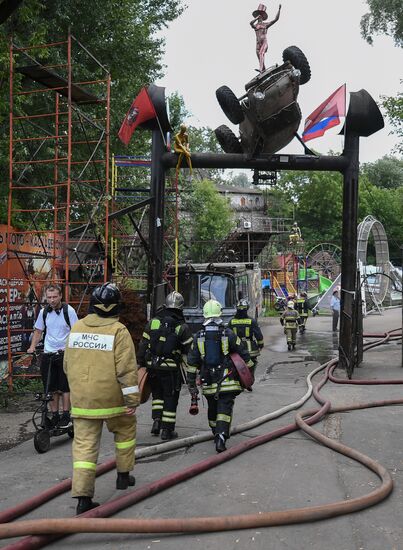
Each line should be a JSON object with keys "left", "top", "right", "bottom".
{"left": 6, "top": 34, "right": 110, "bottom": 387}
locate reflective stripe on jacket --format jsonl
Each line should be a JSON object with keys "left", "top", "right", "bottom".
{"left": 187, "top": 323, "right": 253, "bottom": 395}
{"left": 281, "top": 310, "right": 300, "bottom": 329}
{"left": 228, "top": 316, "right": 264, "bottom": 357}
{"left": 63, "top": 314, "right": 139, "bottom": 419}
{"left": 137, "top": 311, "right": 193, "bottom": 370}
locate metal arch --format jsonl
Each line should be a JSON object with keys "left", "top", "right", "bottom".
{"left": 357, "top": 215, "right": 390, "bottom": 304}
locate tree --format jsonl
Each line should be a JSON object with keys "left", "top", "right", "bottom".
{"left": 358, "top": 176, "right": 403, "bottom": 262}
{"left": 0, "top": 0, "right": 185, "bottom": 223}
{"left": 381, "top": 92, "right": 403, "bottom": 156}
{"left": 272, "top": 170, "right": 344, "bottom": 248}
{"left": 361, "top": 156, "right": 403, "bottom": 188}
{"left": 226, "top": 172, "right": 250, "bottom": 187}
{"left": 181, "top": 179, "right": 233, "bottom": 262}
{"left": 360, "top": 0, "right": 403, "bottom": 46}
{"left": 360, "top": 2, "right": 403, "bottom": 152}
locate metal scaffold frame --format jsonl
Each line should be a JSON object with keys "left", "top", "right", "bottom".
{"left": 6, "top": 33, "right": 110, "bottom": 387}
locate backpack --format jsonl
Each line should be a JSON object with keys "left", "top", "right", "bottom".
{"left": 42, "top": 303, "right": 71, "bottom": 337}
{"left": 148, "top": 316, "right": 181, "bottom": 367}
{"left": 197, "top": 324, "right": 229, "bottom": 367}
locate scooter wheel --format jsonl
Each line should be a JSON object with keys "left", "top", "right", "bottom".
{"left": 34, "top": 429, "right": 51, "bottom": 454}
{"left": 67, "top": 427, "right": 74, "bottom": 439}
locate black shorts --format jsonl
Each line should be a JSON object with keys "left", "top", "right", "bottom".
{"left": 40, "top": 352, "right": 69, "bottom": 393}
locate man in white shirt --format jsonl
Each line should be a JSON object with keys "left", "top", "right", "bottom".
{"left": 330, "top": 289, "right": 341, "bottom": 332}
{"left": 28, "top": 284, "right": 78, "bottom": 428}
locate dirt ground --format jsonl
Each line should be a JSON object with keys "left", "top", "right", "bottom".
{"left": 0, "top": 393, "right": 38, "bottom": 451}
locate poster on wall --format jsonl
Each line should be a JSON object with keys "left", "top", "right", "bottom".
{"left": 0, "top": 225, "right": 64, "bottom": 383}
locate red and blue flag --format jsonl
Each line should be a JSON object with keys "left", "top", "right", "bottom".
{"left": 302, "top": 84, "right": 346, "bottom": 142}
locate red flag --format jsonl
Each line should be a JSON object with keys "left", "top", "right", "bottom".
{"left": 302, "top": 84, "right": 346, "bottom": 142}
{"left": 118, "top": 88, "right": 157, "bottom": 145}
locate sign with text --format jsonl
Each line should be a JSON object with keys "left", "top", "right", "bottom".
{"left": 0, "top": 225, "right": 64, "bottom": 382}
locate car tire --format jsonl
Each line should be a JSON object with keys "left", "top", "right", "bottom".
{"left": 215, "top": 125, "right": 243, "bottom": 154}
{"left": 216, "top": 86, "right": 244, "bottom": 124}
{"left": 282, "top": 46, "right": 311, "bottom": 85}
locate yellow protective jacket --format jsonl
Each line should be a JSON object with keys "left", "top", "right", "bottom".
{"left": 63, "top": 314, "right": 140, "bottom": 419}
{"left": 280, "top": 309, "right": 300, "bottom": 328}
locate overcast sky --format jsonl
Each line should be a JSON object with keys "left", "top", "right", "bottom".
{"left": 156, "top": 0, "right": 402, "bottom": 164}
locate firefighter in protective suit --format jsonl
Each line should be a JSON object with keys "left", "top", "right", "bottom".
{"left": 296, "top": 292, "right": 309, "bottom": 333}
{"left": 187, "top": 299, "right": 254, "bottom": 453}
{"left": 280, "top": 300, "right": 300, "bottom": 351}
{"left": 63, "top": 283, "right": 139, "bottom": 515}
{"left": 228, "top": 299, "right": 264, "bottom": 375}
{"left": 137, "top": 291, "right": 193, "bottom": 441}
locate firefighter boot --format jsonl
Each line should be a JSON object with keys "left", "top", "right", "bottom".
{"left": 215, "top": 433, "right": 227, "bottom": 453}
{"left": 151, "top": 418, "right": 162, "bottom": 435}
{"left": 116, "top": 472, "right": 136, "bottom": 490}
{"left": 160, "top": 428, "right": 178, "bottom": 441}
{"left": 76, "top": 497, "right": 100, "bottom": 515}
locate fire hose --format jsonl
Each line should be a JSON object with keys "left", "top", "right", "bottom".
{"left": 0, "top": 329, "right": 401, "bottom": 547}
{"left": 0, "top": 359, "right": 325, "bottom": 525}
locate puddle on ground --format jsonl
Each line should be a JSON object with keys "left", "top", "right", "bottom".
{"left": 300, "top": 331, "right": 339, "bottom": 365}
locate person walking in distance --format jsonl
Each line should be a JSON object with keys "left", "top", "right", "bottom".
{"left": 27, "top": 284, "right": 78, "bottom": 428}
{"left": 330, "top": 289, "right": 341, "bottom": 331}
{"left": 64, "top": 283, "right": 140, "bottom": 515}
{"left": 187, "top": 299, "right": 253, "bottom": 453}
{"left": 250, "top": 3, "right": 281, "bottom": 72}
{"left": 296, "top": 292, "right": 309, "bottom": 333}
{"left": 280, "top": 300, "right": 300, "bottom": 351}
{"left": 137, "top": 291, "right": 193, "bottom": 440}
{"left": 228, "top": 299, "right": 264, "bottom": 375}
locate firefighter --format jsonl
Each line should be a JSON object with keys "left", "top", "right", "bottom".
{"left": 228, "top": 299, "right": 264, "bottom": 375}
{"left": 280, "top": 300, "right": 300, "bottom": 351}
{"left": 137, "top": 291, "right": 193, "bottom": 441}
{"left": 63, "top": 283, "right": 139, "bottom": 515}
{"left": 187, "top": 299, "right": 254, "bottom": 453}
{"left": 296, "top": 292, "right": 309, "bottom": 333}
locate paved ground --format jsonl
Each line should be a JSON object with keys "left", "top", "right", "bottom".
{"left": 0, "top": 307, "right": 402, "bottom": 550}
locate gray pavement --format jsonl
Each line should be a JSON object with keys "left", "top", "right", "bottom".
{"left": 0, "top": 307, "right": 402, "bottom": 550}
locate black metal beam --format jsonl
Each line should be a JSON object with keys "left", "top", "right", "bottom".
{"left": 69, "top": 198, "right": 153, "bottom": 237}
{"left": 339, "top": 132, "right": 362, "bottom": 376}
{"left": 161, "top": 152, "right": 349, "bottom": 172}
{"left": 108, "top": 197, "right": 152, "bottom": 221}
{"left": 148, "top": 130, "right": 166, "bottom": 310}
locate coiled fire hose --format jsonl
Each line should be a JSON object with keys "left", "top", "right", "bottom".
{"left": 0, "top": 329, "right": 401, "bottom": 548}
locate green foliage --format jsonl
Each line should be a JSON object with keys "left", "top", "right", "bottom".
{"left": 274, "top": 170, "right": 343, "bottom": 248}
{"left": 226, "top": 172, "right": 250, "bottom": 187}
{"left": 381, "top": 92, "right": 403, "bottom": 155}
{"left": 359, "top": 176, "right": 403, "bottom": 261}
{"left": 264, "top": 187, "right": 294, "bottom": 218}
{"left": 360, "top": 2, "right": 402, "bottom": 153}
{"left": 360, "top": 0, "right": 403, "bottom": 46}
{"left": 361, "top": 155, "right": 403, "bottom": 188}
{"left": 271, "top": 165, "right": 402, "bottom": 262}
{"left": 0, "top": 0, "right": 185, "bottom": 224}
{"left": 182, "top": 179, "right": 234, "bottom": 261}
{"left": 168, "top": 91, "right": 190, "bottom": 133}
